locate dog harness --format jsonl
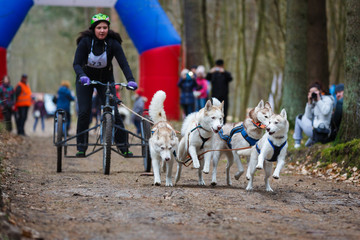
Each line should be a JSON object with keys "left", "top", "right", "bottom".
{"left": 218, "top": 124, "right": 259, "bottom": 149}
{"left": 255, "top": 139, "right": 287, "bottom": 162}
{"left": 190, "top": 124, "right": 211, "bottom": 150}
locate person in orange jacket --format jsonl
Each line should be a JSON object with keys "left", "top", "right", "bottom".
{"left": 15, "top": 74, "right": 32, "bottom": 136}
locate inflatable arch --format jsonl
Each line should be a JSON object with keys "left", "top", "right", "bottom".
{"left": 0, "top": 0, "right": 181, "bottom": 119}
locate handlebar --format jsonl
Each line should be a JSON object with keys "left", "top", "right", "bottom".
{"left": 87, "top": 80, "right": 135, "bottom": 90}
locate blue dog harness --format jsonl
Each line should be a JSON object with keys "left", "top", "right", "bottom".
{"left": 218, "top": 124, "right": 259, "bottom": 149}
{"left": 256, "top": 139, "right": 287, "bottom": 162}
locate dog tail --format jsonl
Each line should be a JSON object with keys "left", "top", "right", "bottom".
{"left": 149, "top": 90, "right": 167, "bottom": 123}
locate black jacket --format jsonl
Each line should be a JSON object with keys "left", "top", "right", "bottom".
{"left": 206, "top": 70, "right": 232, "bottom": 100}
{"left": 73, "top": 35, "right": 134, "bottom": 82}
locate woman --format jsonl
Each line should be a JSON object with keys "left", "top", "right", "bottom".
{"left": 178, "top": 69, "right": 197, "bottom": 117}
{"left": 0, "top": 75, "right": 15, "bottom": 132}
{"left": 293, "top": 82, "right": 334, "bottom": 148}
{"left": 56, "top": 80, "right": 75, "bottom": 135}
{"left": 33, "top": 94, "right": 47, "bottom": 132}
{"left": 73, "top": 13, "right": 138, "bottom": 157}
{"left": 194, "top": 65, "right": 208, "bottom": 111}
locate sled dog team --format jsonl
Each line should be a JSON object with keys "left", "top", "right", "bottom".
{"left": 148, "top": 90, "right": 289, "bottom": 191}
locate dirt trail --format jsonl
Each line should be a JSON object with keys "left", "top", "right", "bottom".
{"left": 1, "top": 117, "right": 360, "bottom": 240}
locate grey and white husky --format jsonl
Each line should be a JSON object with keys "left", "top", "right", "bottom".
{"left": 245, "top": 109, "right": 289, "bottom": 192}
{"left": 175, "top": 98, "right": 224, "bottom": 185}
{"left": 149, "top": 90, "right": 179, "bottom": 187}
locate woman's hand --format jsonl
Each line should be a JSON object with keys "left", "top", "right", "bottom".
{"left": 127, "top": 81, "right": 138, "bottom": 90}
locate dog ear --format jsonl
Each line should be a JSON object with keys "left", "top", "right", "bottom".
{"left": 221, "top": 101, "right": 225, "bottom": 113}
{"left": 205, "top": 100, "right": 212, "bottom": 111}
{"left": 256, "top": 100, "right": 264, "bottom": 110}
{"left": 264, "top": 101, "right": 272, "bottom": 110}
{"left": 280, "top": 108, "right": 287, "bottom": 119}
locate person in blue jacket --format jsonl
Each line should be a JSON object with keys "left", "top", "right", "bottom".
{"left": 56, "top": 80, "right": 75, "bottom": 135}
{"left": 178, "top": 68, "right": 197, "bottom": 117}
{"left": 73, "top": 13, "right": 138, "bottom": 157}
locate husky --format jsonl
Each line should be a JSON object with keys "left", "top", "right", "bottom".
{"left": 245, "top": 109, "right": 289, "bottom": 192}
{"left": 209, "top": 100, "right": 272, "bottom": 186}
{"left": 175, "top": 98, "right": 224, "bottom": 185}
{"left": 148, "top": 90, "right": 179, "bottom": 187}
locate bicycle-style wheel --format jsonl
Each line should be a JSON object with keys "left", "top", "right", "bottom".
{"left": 102, "top": 113, "right": 112, "bottom": 175}
{"left": 141, "top": 116, "right": 152, "bottom": 172}
{"left": 56, "top": 113, "right": 64, "bottom": 173}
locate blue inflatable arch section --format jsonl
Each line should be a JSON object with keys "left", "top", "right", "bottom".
{"left": 0, "top": 0, "right": 182, "bottom": 119}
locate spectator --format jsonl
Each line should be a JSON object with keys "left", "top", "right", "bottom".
{"left": 131, "top": 88, "right": 147, "bottom": 134}
{"left": 56, "top": 80, "right": 75, "bottom": 134}
{"left": 0, "top": 75, "right": 15, "bottom": 132}
{"left": 15, "top": 74, "right": 32, "bottom": 136}
{"left": 293, "top": 82, "right": 334, "bottom": 148}
{"left": 329, "top": 83, "right": 344, "bottom": 141}
{"left": 33, "top": 94, "right": 47, "bottom": 132}
{"left": 206, "top": 59, "right": 232, "bottom": 123}
{"left": 194, "top": 65, "right": 208, "bottom": 111}
{"left": 178, "top": 68, "right": 197, "bottom": 116}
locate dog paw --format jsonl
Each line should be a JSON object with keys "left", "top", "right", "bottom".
{"left": 234, "top": 171, "right": 244, "bottom": 180}
{"left": 256, "top": 165, "right": 263, "bottom": 170}
{"left": 203, "top": 170, "right": 209, "bottom": 174}
{"left": 273, "top": 175, "right": 279, "bottom": 179}
{"left": 154, "top": 182, "right": 161, "bottom": 186}
{"left": 165, "top": 182, "right": 173, "bottom": 187}
{"left": 266, "top": 187, "right": 274, "bottom": 192}
{"left": 246, "top": 186, "right": 253, "bottom": 191}
{"left": 193, "top": 163, "right": 200, "bottom": 169}
{"left": 210, "top": 182, "right": 217, "bottom": 186}
{"left": 198, "top": 180, "right": 206, "bottom": 186}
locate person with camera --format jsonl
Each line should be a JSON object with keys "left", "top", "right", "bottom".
{"left": 293, "top": 82, "right": 334, "bottom": 148}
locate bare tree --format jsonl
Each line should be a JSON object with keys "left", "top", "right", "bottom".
{"left": 183, "top": 0, "right": 204, "bottom": 68}
{"left": 307, "top": 0, "right": 329, "bottom": 92}
{"left": 338, "top": 0, "right": 360, "bottom": 142}
{"left": 282, "top": 0, "right": 308, "bottom": 126}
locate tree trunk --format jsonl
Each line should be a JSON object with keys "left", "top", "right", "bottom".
{"left": 183, "top": 0, "right": 204, "bottom": 68}
{"left": 201, "top": 0, "right": 214, "bottom": 67}
{"left": 282, "top": 0, "right": 308, "bottom": 126}
{"left": 239, "top": 0, "right": 265, "bottom": 120}
{"left": 307, "top": 0, "right": 329, "bottom": 92}
{"left": 339, "top": 0, "right": 360, "bottom": 142}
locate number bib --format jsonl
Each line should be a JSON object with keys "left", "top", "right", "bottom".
{"left": 87, "top": 39, "right": 107, "bottom": 69}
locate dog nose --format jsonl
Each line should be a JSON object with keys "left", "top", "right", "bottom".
{"left": 217, "top": 126, "right": 222, "bottom": 131}
{"left": 165, "top": 157, "right": 170, "bottom": 161}
{"left": 266, "top": 127, "right": 270, "bottom": 132}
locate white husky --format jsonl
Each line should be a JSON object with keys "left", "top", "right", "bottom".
{"left": 175, "top": 98, "right": 224, "bottom": 185}
{"left": 209, "top": 100, "right": 272, "bottom": 186}
{"left": 246, "top": 109, "right": 289, "bottom": 192}
{"left": 149, "top": 90, "right": 179, "bottom": 187}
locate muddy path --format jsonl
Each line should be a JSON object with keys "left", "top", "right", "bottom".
{"left": 2, "top": 121, "right": 360, "bottom": 239}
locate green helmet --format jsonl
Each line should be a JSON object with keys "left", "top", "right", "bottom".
{"left": 91, "top": 13, "right": 110, "bottom": 25}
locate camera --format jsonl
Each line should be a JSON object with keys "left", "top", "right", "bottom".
{"left": 311, "top": 92, "right": 318, "bottom": 100}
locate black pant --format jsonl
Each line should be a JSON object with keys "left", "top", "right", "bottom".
{"left": 15, "top": 106, "right": 29, "bottom": 135}
{"left": 213, "top": 96, "right": 229, "bottom": 124}
{"left": 75, "top": 81, "right": 127, "bottom": 152}
{"left": 1, "top": 106, "right": 13, "bottom": 132}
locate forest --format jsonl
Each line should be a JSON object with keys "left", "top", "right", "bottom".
{"left": 6, "top": 0, "right": 359, "bottom": 143}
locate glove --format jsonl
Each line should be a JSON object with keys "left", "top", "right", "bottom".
{"left": 79, "top": 76, "right": 90, "bottom": 85}
{"left": 127, "top": 81, "right": 138, "bottom": 90}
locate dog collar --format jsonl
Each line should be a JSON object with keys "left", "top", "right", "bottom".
{"left": 191, "top": 124, "right": 211, "bottom": 133}
{"left": 252, "top": 120, "right": 266, "bottom": 129}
